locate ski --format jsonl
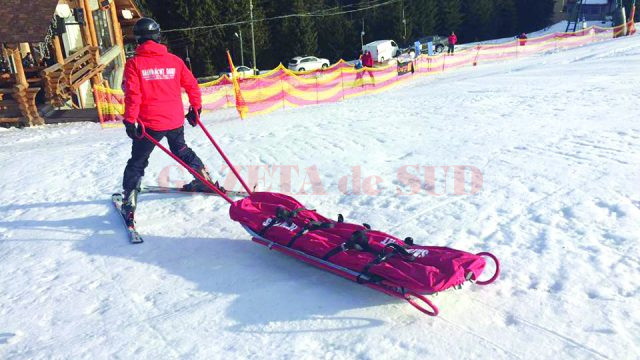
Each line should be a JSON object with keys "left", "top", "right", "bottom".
{"left": 112, "top": 193, "right": 144, "bottom": 244}
{"left": 140, "top": 185, "right": 249, "bottom": 198}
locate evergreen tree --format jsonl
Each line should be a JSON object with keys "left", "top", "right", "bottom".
{"left": 315, "top": 1, "right": 357, "bottom": 62}
{"left": 515, "top": 0, "right": 555, "bottom": 33}
{"left": 224, "top": 0, "right": 270, "bottom": 70}
{"left": 439, "top": 0, "right": 463, "bottom": 35}
{"left": 462, "top": 0, "right": 495, "bottom": 41}
{"left": 280, "top": 0, "right": 318, "bottom": 61}
{"left": 150, "top": 0, "right": 223, "bottom": 76}
{"left": 410, "top": 0, "right": 439, "bottom": 37}
{"left": 494, "top": 0, "right": 518, "bottom": 38}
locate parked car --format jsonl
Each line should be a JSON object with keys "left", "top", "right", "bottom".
{"left": 219, "top": 65, "right": 256, "bottom": 79}
{"left": 412, "top": 35, "right": 449, "bottom": 54}
{"left": 287, "top": 56, "right": 330, "bottom": 72}
{"left": 362, "top": 40, "right": 401, "bottom": 63}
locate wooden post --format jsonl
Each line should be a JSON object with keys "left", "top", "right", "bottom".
{"left": 52, "top": 36, "right": 65, "bottom": 64}
{"left": 76, "top": 0, "right": 93, "bottom": 46}
{"left": 9, "top": 46, "right": 28, "bottom": 87}
{"left": 82, "top": 0, "right": 99, "bottom": 47}
{"left": 108, "top": 0, "right": 126, "bottom": 62}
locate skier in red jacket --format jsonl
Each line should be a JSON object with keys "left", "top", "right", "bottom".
{"left": 121, "top": 17, "right": 216, "bottom": 219}
{"left": 518, "top": 32, "right": 528, "bottom": 46}
{"left": 362, "top": 50, "right": 374, "bottom": 68}
{"left": 447, "top": 32, "right": 457, "bottom": 54}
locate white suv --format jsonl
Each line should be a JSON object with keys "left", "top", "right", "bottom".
{"left": 287, "top": 56, "right": 330, "bottom": 72}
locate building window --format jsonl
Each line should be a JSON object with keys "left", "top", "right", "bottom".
{"left": 92, "top": 9, "right": 114, "bottom": 54}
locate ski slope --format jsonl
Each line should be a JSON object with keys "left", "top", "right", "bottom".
{"left": 1, "top": 34, "right": 639, "bottom": 359}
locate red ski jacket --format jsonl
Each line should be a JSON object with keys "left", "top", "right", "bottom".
{"left": 448, "top": 34, "right": 457, "bottom": 45}
{"left": 123, "top": 41, "right": 201, "bottom": 131}
{"left": 362, "top": 51, "right": 374, "bottom": 67}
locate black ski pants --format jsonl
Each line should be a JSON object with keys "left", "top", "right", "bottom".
{"left": 122, "top": 126, "right": 204, "bottom": 191}
{"left": 447, "top": 44, "right": 455, "bottom": 54}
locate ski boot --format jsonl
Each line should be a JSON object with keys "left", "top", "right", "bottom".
{"left": 121, "top": 188, "right": 139, "bottom": 227}
{"left": 182, "top": 167, "right": 225, "bottom": 193}
{"left": 181, "top": 168, "right": 225, "bottom": 193}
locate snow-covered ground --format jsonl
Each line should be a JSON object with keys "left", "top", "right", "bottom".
{"left": 1, "top": 33, "right": 639, "bottom": 359}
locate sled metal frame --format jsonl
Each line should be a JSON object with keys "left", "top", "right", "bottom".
{"left": 244, "top": 225, "right": 441, "bottom": 316}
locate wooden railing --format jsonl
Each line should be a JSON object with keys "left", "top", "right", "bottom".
{"left": 41, "top": 46, "right": 105, "bottom": 107}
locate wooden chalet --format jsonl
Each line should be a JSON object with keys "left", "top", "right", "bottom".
{"left": 0, "top": 0, "right": 143, "bottom": 127}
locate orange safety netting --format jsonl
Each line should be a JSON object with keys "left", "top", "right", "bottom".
{"left": 94, "top": 23, "right": 632, "bottom": 127}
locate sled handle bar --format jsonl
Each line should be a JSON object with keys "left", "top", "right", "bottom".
{"left": 136, "top": 121, "right": 234, "bottom": 204}
{"left": 475, "top": 252, "right": 500, "bottom": 285}
{"left": 404, "top": 291, "right": 439, "bottom": 316}
{"left": 194, "top": 111, "right": 253, "bottom": 195}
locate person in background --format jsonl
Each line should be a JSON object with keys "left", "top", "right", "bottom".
{"left": 362, "top": 50, "right": 374, "bottom": 68}
{"left": 354, "top": 54, "right": 363, "bottom": 70}
{"left": 447, "top": 32, "right": 457, "bottom": 55}
{"left": 518, "top": 32, "right": 528, "bottom": 46}
{"left": 22, "top": 53, "right": 35, "bottom": 68}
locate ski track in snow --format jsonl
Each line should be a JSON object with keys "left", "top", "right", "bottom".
{"left": 1, "top": 34, "right": 640, "bottom": 359}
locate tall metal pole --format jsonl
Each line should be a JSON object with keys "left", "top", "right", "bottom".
{"left": 402, "top": 1, "right": 407, "bottom": 40}
{"left": 239, "top": 29, "right": 244, "bottom": 66}
{"left": 361, "top": 18, "right": 365, "bottom": 50}
{"left": 249, "top": 0, "right": 257, "bottom": 74}
{"left": 185, "top": 47, "right": 193, "bottom": 72}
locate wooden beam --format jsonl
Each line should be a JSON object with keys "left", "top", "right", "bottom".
{"left": 9, "top": 46, "right": 28, "bottom": 88}
{"left": 52, "top": 36, "right": 65, "bottom": 64}
{"left": 75, "top": 0, "right": 93, "bottom": 47}
{"left": 82, "top": 0, "right": 100, "bottom": 48}
{"left": 109, "top": 0, "right": 127, "bottom": 63}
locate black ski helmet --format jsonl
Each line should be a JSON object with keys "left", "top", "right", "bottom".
{"left": 133, "top": 17, "right": 161, "bottom": 44}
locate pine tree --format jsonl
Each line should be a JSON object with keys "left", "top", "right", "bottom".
{"left": 144, "top": 0, "right": 224, "bottom": 76}
{"left": 315, "top": 1, "right": 357, "bottom": 62}
{"left": 281, "top": 0, "right": 318, "bottom": 60}
{"left": 495, "top": 0, "right": 517, "bottom": 38}
{"left": 439, "top": 0, "right": 463, "bottom": 35}
{"left": 462, "top": 0, "right": 495, "bottom": 41}
{"left": 515, "top": 0, "right": 555, "bottom": 33}
{"left": 410, "top": 0, "right": 439, "bottom": 37}
{"left": 224, "top": 0, "right": 270, "bottom": 70}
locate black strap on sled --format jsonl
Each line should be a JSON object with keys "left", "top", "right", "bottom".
{"left": 258, "top": 207, "right": 305, "bottom": 236}
{"left": 356, "top": 243, "right": 416, "bottom": 283}
{"left": 286, "top": 221, "right": 334, "bottom": 248}
{"left": 322, "top": 229, "right": 371, "bottom": 260}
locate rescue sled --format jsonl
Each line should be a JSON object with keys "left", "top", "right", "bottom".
{"left": 133, "top": 113, "right": 499, "bottom": 316}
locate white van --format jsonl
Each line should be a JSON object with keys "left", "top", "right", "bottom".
{"left": 362, "top": 40, "right": 400, "bottom": 63}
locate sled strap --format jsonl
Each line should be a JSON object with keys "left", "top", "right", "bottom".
{"left": 321, "top": 229, "right": 371, "bottom": 261}
{"left": 357, "top": 255, "right": 389, "bottom": 284}
{"left": 384, "top": 242, "right": 416, "bottom": 262}
{"left": 258, "top": 207, "right": 305, "bottom": 236}
{"left": 286, "top": 221, "right": 334, "bottom": 248}
{"left": 357, "top": 244, "right": 414, "bottom": 283}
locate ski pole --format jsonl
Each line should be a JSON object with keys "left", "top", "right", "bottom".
{"left": 136, "top": 121, "right": 234, "bottom": 204}
{"left": 194, "top": 110, "right": 253, "bottom": 195}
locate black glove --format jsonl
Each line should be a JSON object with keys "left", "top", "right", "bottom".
{"left": 124, "top": 121, "right": 137, "bottom": 139}
{"left": 186, "top": 107, "right": 202, "bottom": 127}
